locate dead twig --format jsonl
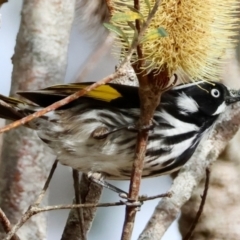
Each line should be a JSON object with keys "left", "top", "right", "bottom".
{"left": 4, "top": 191, "right": 169, "bottom": 240}
{"left": 1, "top": 2, "right": 162, "bottom": 239}
{"left": 0, "top": 71, "right": 125, "bottom": 134}
{"left": 61, "top": 173, "right": 103, "bottom": 240}
{"left": 11, "top": 193, "right": 171, "bottom": 213}
{"left": 138, "top": 102, "right": 240, "bottom": 240}
{"left": 0, "top": 0, "right": 157, "bottom": 135}
{"left": 183, "top": 168, "right": 211, "bottom": 240}
{"left": 4, "top": 160, "right": 58, "bottom": 240}
{"left": 34, "top": 192, "right": 171, "bottom": 212}
{"left": 0, "top": 209, "right": 20, "bottom": 240}
{"left": 121, "top": 1, "right": 164, "bottom": 239}
{"left": 34, "top": 160, "right": 58, "bottom": 205}
{"left": 61, "top": 170, "right": 87, "bottom": 240}
{"left": 0, "top": 24, "right": 146, "bottom": 135}
{"left": 73, "top": 170, "right": 85, "bottom": 239}
{"left": 0, "top": 2, "right": 74, "bottom": 239}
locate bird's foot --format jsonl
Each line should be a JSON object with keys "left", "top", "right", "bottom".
{"left": 88, "top": 172, "right": 128, "bottom": 197}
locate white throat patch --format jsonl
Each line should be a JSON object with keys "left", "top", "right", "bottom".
{"left": 212, "top": 102, "right": 226, "bottom": 115}
{"left": 177, "top": 93, "right": 199, "bottom": 114}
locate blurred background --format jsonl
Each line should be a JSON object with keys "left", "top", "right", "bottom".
{"left": 0, "top": 1, "right": 181, "bottom": 239}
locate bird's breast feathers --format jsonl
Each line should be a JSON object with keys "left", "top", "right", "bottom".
{"left": 35, "top": 104, "right": 207, "bottom": 179}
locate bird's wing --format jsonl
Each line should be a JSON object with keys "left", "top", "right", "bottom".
{"left": 18, "top": 82, "right": 140, "bottom": 108}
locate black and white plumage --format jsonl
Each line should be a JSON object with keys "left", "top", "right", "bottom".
{"left": 0, "top": 81, "right": 239, "bottom": 180}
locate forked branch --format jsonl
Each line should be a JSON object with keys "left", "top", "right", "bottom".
{"left": 138, "top": 102, "right": 240, "bottom": 239}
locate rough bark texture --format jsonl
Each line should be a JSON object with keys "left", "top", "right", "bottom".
{"left": 0, "top": 120, "right": 4, "bottom": 163}
{"left": 179, "top": 157, "right": 240, "bottom": 240}
{"left": 0, "top": 0, "right": 75, "bottom": 239}
{"left": 178, "top": 50, "right": 240, "bottom": 240}
{"left": 138, "top": 98, "right": 240, "bottom": 239}
{"left": 113, "top": 62, "right": 139, "bottom": 86}
{"left": 61, "top": 174, "right": 103, "bottom": 240}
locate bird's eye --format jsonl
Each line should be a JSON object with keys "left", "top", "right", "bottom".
{"left": 211, "top": 89, "right": 220, "bottom": 98}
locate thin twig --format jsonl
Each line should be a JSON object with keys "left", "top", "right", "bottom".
{"left": 62, "top": 35, "right": 114, "bottom": 240}
{"left": 2, "top": 2, "right": 162, "bottom": 239}
{"left": 0, "top": 2, "right": 74, "bottom": 239}
{"left": 183, "top": 168, "right": 211, "bottom": 240}
{"left": 78, "top": 174, "right": 103, "bottom": 233}
{"left": 34, "top": 160, "right": 58, "bottom": 205}
{"left": 0, "top": 0, "right": 156, "bottom": 135}
{"left": 138, "top": 102, "right": 240, "bottom": 239}
{"left": 139, "top": 192, "right": 172, "bottom": 201}
{"left": 73, "top": 169, "right": 86, "bottom": 240}
{"left": 0, "top": 71, "right": 124, "bottom": 134}
{"left": 131, "top": 0, "right": 162, "bottom": 46}
{"left": 4, "top": 160, "right": 58, "bottom": 240}
{"left": 4, "top": 192, "right": 169, "bottom": 240}
{"left": 121, "top": 130, "right": 149, "bottom": 240}
{"left": 0, "top": 29, "right": 142, "bottom": 135}
{"left": 14, "top": 193, "right": 171, "bottom": 214}
{"left": 33, "top": 192, "right": 170, "bottom": 212}
{"left": 134, "top": 0, "right": 143, "bottom": 65}
{"left": 121, "top": 1, "right": 162, "bottom": 239}
{"left": 72, "top": 170, "right": 81, "bottom": 221}
{"left": 61, "top": 174, "right": 103, "bottom": 239}
{"left": 0, "top": 208, "right": 20, "bottom": 240}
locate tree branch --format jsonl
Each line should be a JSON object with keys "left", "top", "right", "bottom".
{"left": 4, "top": 192, "right": 169, "bottom": 240}
{"left": 183, "top": 168, "right": 210, "bottom": 240}
{"left": 0, "top": 1, "right": 75, "bottom": 239}
{"left": 3, "top": 160, "right": 58, "bottom": 240}
{"left": 0, "top": 208, "right": 20, "bottom": 240}
{"left": 61, "top": 173, "right": 103, "bottom": 240}
{"left": 121, "top": 1, "right": 169, "bottom": 239}
{"left": 138, "top": 101, "right": 240, "bottom": 240}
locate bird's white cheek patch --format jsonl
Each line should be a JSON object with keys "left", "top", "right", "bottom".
{"left": 177, "top": 93, "right": 199, "bottom": 114}
{"left": 213, "top": 102, "right": 226, "bottom": 115}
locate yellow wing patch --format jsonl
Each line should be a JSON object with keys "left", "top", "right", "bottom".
{"left": 45, "top": 84, "right": 122, "bottom": 102}
{"left": 85, "top": 85, "right": 122, "bottom": 102}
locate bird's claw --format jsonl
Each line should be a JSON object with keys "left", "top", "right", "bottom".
{"left": 120, "top": 199, "right": 143, "bottom": 208}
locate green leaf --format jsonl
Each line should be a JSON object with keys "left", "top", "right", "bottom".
{"left": 127, "top": 21, "right": 137, "bottom": 31}
{"left": 111, "top": 11, "right": 142, "bottom": 22}
{"left": 127, "top": 22, "right": 138, "bottom": 45}
{"left": 140, "top": 27, "right": 168, "bottom": 43}
{"left": 144, "top": 0, "right": 151, "bottom": 14}
{"left": 103, "top": 23, "right": 130, "bottom": 46}
{"left": 126, "top": 6, "right": 145, "bottom": 20}
{"left": 157, "top": 28, "right": 168, "bottom": 37}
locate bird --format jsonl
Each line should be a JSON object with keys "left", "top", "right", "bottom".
{"left": 0, "top": 80, "right": 239, "bottom": 190}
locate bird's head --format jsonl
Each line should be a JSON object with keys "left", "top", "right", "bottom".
{"left": 172, "top": 81, "right": 240, "bottom": 116}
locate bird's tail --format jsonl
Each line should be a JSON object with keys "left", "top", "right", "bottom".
{"left": 0, "top": 94, "right": 33, "bottom": 121}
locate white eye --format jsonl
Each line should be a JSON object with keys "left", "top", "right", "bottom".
{"left": 211, "top": 89, "right": 220, "bottom": 98}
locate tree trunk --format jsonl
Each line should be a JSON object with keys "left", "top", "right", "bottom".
{"left": 179, "top": 50, "right": 240, "bottom": 240}
{"left": 0, "top": 0, "right": 75, "bottom": 239}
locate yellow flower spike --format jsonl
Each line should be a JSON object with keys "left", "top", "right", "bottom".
{"left": 110, "top": 0, "right": 239, "bottom": 82}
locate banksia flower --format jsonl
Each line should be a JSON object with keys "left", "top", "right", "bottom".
{"left": 106, "top": 0, "right": 239, "bottom": 81}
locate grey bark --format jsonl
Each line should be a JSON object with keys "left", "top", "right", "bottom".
{"left": 178, "top": 51, "right": 240, "bottom": 240}
{"left": 0, "top": 0, "right": 75, "bottom": 239}
{"left": 138, "top": 99, "right": 240, "bottom": 239}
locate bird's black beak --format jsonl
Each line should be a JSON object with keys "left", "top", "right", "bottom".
{"left": 226, "top": 90, "right": 240, "bottom": 105}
